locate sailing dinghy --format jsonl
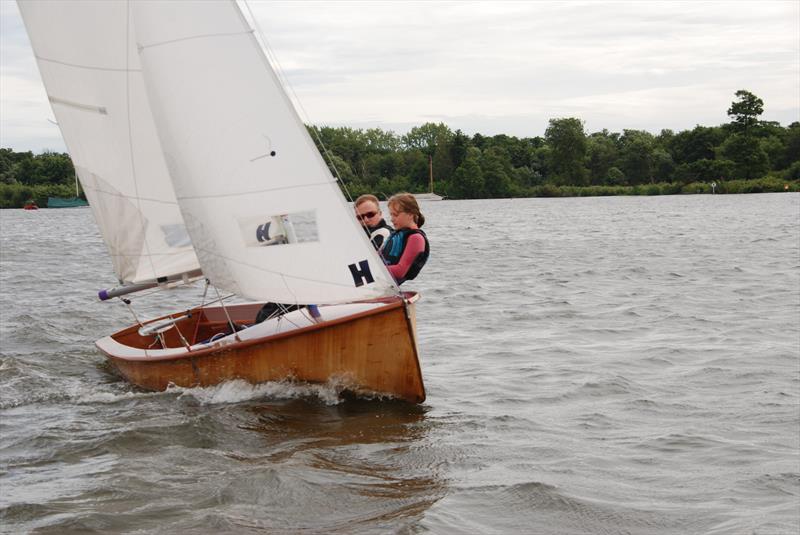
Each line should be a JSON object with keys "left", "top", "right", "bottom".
{"left": 19, "top": 0, "right": 425, "bottom": 403}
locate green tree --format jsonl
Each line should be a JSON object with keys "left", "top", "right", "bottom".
{"left": 402, "top": 122, "right": 453, "bottom": 155}
{"left": 777, "top": 122, "right": 800, "bottom": 170}
{"left": 545, "top": 117, "right": 588, "bottom": 186}
{"left": 363, "top": 128, "right": 400, "bottom": 153}
{"left": 719, "top": 133, "right": 769, "bottom": 179}
{"left": 402, "top": 149, "right": 430, "bottom": 190}
{"left": 450, "top": 147, "right": 485, "bottom": 199}
{"left": 449, "top": 129, "right": 470, "bottom": 170}
{"left": 481, "top": 146, "right": 513, "bottom": 198}
{"left": 606, "top": 167, "right": 625, "bottom": 185}
{"left": 674, "top": 158, "right": 734, "bottom": 183}
{"left": 431, "top": 133, "right": 455, "bottom": 185}
{"left": 0, "top": 149, "right": 16, "bottom": 184}
{"left": 652, "top": 148, "right": 675, "bottom": 182}
{"left": 760, "top": 136, "right": 783, "bottom": 171}
{"left": 727, "top": 89, "right": 764, "bottom": 135}
{"left": 586, "top": 131, "right": 619, "bottom": 185}
{"left": 35, "top": 151, "right": 74, "bottom": 185}
{"left": 324, "top": 153, "right": 356, "bottom": 183}
{"left": 669, "top": 126, "right": 725, "bottom": 165}
{"left": 619, "top": 130, "right": 656, "bottom": 184}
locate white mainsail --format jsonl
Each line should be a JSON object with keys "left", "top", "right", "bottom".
{"left": 131, "top": 0, "right": 398, "bottom": 304}
{"left": 17, "top": 0, "right": 201, "bottom": 285}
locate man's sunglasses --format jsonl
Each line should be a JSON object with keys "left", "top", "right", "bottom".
{"left": 357, "top": 211, "right": 378, "bottom": 219}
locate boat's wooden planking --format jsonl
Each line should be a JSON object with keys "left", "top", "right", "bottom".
{"left": 101, "top": 297, "right": 425, "bottom": 403}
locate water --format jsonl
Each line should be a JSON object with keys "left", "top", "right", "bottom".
{"left": 1, "top": 194, "right": 798, "bottom": 534}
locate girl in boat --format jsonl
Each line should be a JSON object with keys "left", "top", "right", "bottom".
{"left": 382, "top": 193, "right": 429, "bottom": 285}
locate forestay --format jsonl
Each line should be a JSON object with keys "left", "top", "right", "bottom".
{"left": 17, "top": 0, "right": 200, "bottom": 285}
{"left": 131, "top": 0, "right": 398, "bottom": 304}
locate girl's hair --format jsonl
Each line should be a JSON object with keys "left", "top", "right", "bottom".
{"left": 388, "top": 193, "right": 425, "bottom": 227}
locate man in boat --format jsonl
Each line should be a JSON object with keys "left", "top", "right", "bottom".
{"left": 354, "top": 194, "right": 393, "bottom": 250}
{"left": 382, "top": 193, "right": 429, "bottom": 285}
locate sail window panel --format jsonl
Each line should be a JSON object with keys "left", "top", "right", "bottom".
{"left": 238, "top": 212, "right": 319, "bottom": 247}
{"left": 175, "top": 193, "right": 395, "bottom": 303}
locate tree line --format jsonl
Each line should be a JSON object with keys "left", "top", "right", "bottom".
{"left": 309, "top": 89, "right": 798, "bottom": 199}
{"left": 0, "top": 148, "right": 76, "bottom": 208}
{"left": 1, "top": 89, "right": 798, "bottom": 207}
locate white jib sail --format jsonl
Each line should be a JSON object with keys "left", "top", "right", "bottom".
{"left": 17, "top": 0, "right": 201, "bottom": 285}
{"left": 131, "top": 0, "right": 398, "bottom": 304}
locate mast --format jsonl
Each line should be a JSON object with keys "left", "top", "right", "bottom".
{"left": 428, "top": 155, "right": 434, "bottom": 194}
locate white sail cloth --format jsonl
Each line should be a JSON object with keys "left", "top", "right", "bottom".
{"left": 17, "top": 0, "right": 200, "bottom": 284}
{"left": 131, "top": 0, "right": 398, "bottom": 304}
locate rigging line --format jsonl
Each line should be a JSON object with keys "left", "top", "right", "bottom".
{"left": 175, "top": 179, "right": 333, "bottom": 201}
{"left": 124, "top": 0, "right": 159, "bottom": 284}
{"left": 280, "top": 272, "right": 302, "bottom": 311}
{"left": 277, "top": 311, "right": 304, "bottom": 331}
{"left": 240, "top": 0, "right": 355, "bottom": 204}
{"left": 121, "top": 298, "right": 144, "bottom": 327}
{"left": 212, "top": 283, "right": 242, "bottom": 342}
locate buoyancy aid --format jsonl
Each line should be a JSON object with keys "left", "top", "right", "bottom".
{"left": 382, "top": 228, "right": 429, "bottom": 284}
{"left": 366, "top": 219, "right": 393, "bottom": 250}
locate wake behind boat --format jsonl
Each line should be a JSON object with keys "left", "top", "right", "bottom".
{"left": 19, "top": 0, "right": 426, "bottom": 402}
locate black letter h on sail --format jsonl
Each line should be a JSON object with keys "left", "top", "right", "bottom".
{"left": 348, "top": 260, "right": 374, "bottom": 287}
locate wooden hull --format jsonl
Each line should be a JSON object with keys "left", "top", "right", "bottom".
{"left": 96, "top": 293, "right": 425, "bottom": 403}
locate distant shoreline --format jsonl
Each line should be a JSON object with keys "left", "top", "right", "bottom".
{"left": 2, "top": 177, "right": 797, "bottom": 209}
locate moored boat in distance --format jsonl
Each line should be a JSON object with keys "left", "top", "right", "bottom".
{"left": 47, "top": 196, "right": 88, "bottom": 208}
{"left": 48, "top": 173, "right": 88, "bottom": 208}
{"left": 415, "top": 192, "right": 445, "bottom": 201}
{"left": 418, "top": 155, "right": 445, "bottom": 200}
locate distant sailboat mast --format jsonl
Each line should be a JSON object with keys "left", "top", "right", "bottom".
{"left": 417, "top": 155, "right": 443, "bottom": 201}
{"left": 428, "top": 154, "right": 434, "bottom": 194}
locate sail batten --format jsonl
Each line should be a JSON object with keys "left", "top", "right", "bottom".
{"left": 48, "top": 97, "right": 108, "bottom": 115}
{"left": 138, "top": 29, "right": 255, "bottom": 51}
{"left": 174, "top": 180, "right": 336, "bottom": 201}
{"left": 36, "top": 55, "right": 139, "bottom": 73}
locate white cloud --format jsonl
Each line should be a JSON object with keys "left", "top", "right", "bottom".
{"left": 1, "top": 0, "right": 798, "bottom": 152}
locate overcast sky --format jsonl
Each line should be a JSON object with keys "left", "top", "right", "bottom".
{"left": 1, "top": 0, "right": 798, "bottom": 153}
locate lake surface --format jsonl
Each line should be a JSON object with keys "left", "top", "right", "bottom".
{"left": 1, "top": 194, "right": 798, "bottom": 534}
